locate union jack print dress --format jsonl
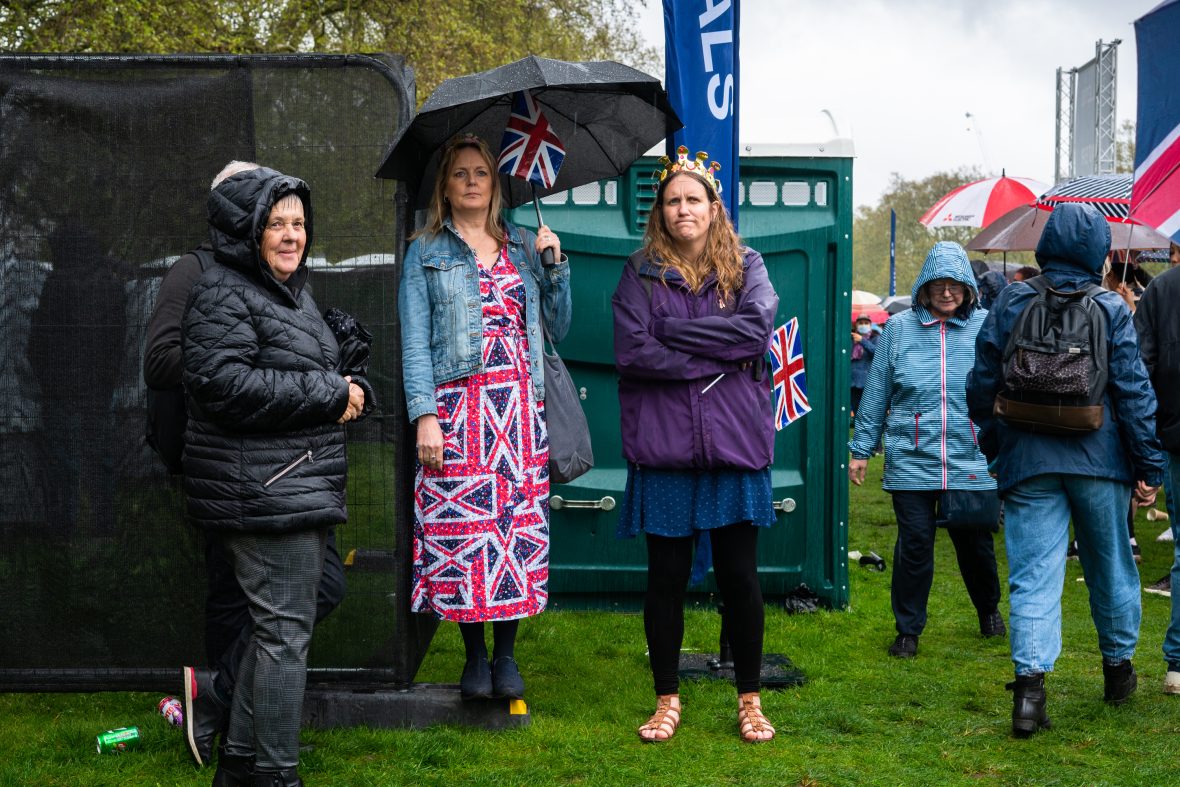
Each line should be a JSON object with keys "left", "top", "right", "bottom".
{"left": 411, "top": 247, "right": 550, "bottom": 621}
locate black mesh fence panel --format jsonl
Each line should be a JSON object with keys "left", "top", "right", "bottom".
{"left": 0, "top": 55, "right": 421, "bottom": 686}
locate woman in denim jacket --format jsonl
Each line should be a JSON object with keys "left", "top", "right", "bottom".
{"left": 399, "top": 135, "right": 571, "bottom": 701}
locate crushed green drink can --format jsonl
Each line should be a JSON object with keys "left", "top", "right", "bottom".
{"left": 96, "top": 726, "right": 140, "bottom": 754}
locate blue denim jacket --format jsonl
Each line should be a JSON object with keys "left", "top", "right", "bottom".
{"left": 399, "top": 217, "right": 572, "bottom": 422}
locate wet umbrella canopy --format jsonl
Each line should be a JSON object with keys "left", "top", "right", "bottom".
{"left": 375, "top": 55, "right": 681, "bottom": 207}
{"left": 967, "top": 204, "right": 1172, "bottom": 253}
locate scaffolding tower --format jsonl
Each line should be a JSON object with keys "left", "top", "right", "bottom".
{"left": 1054, "top": 39, "right": 1119, "bottom": 183}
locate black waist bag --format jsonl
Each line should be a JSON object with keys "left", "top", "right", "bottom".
{"left": 935, "top": 489, "right": 1001, "bottom": 532}
{"left": 995, "top": 278, "right": 1108, "bottom": 436}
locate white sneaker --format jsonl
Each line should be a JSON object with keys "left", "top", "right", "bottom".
{"left": 1147, "top": 508, "right": 1170, "bottom": 522}
{"left": 1158, "top": 527, "right": 1175, "bottom": 543}
{"left": 1164, "top": 671, "right": 1180, "bottom": 695}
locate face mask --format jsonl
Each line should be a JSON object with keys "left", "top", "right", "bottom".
{"left": 856, "top": 325, "right": 871, "bottom": 335}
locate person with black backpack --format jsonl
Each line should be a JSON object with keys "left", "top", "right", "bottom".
{"left": 142, "top": 161, "right": 347, "bottom": 773}
{"left": 967, "top": 202, "right": 1165, "bottom": 738}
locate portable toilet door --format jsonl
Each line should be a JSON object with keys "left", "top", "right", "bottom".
{"left": 509, "top": 140, "right": 854, "bottom": 610}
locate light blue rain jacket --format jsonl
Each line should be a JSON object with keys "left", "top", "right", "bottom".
{"left": 849, "top": 242, "right": 995, "bottom": 491}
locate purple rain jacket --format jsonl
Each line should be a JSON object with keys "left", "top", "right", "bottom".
{"left": 612, "top": 248, "right": 779, "bottom": 470}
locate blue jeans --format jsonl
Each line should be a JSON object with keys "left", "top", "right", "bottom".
{"left": 1164, "top": 453, "right": 1180, "bottom": 671}
{"left": 1004, "top": 474, "right": 1140, "bottom": 676}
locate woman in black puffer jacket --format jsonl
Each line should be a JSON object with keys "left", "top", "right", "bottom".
{"left": 182, "top": 167, "right": 367, "bottom": 786}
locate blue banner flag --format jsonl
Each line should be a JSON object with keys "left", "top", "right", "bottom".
{"left": 889, "top": 208, "right": 897, "bottom": 296}
{"left": 664, "top": 0, "right": 740, "bottom": 227}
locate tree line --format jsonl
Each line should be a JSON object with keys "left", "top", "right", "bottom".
{"left": 0, "top": 0, "right": 659, "bottom": 101}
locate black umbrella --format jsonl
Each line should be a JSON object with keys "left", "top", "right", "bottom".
{"left": 374, "top": 55, "right": 682, "bottom": 209}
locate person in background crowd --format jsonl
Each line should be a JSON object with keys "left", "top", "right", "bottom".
{"left": 398, "top": 134, "right": 570, "bottom": 704}
{"left": 1012, "top": 266, "right": 1040, "bottom": 282}
{"left": 849, "top": 242, "right": 1004, "bottom": 660}
{"left": 613, "top": 147, "right": 779, "bottom": 743}
{"left": 850, "top": 312, "right": 877, "bottom": 419}
{"left": 967, "top": 203, "right": 1164, "bottom": 739}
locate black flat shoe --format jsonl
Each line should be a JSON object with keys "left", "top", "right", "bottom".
{"left": 211, "top": 750, "right": 254, "bottom": 787}
{"left": 887, "top": 634, "right": 918, "bottom": 658}
{"left": 979, "top": 609, "right": 1007, "bottom": 638}
{"left": 460, "top": 658, "right": 493, "bottom": 700}
{"left": 492, "top": 656, "right": 525, "bottom": 699}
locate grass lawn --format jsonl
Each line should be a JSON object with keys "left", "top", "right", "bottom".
{"left": 3, "top": 454, "right": 1178, "bottom": 786}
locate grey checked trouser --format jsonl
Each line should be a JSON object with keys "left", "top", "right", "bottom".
{"left": 221, "top": 528, "right": 327, "bottom": 770}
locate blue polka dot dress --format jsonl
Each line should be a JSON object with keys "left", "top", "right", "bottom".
{"left": 618, "top": 465, "right": 775, "bottom": 542}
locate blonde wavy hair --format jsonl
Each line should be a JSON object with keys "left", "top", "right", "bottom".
{"left": 644, "top": 171, "right": 744, "bottom": 304}
{"left": 415, "top": 135, "right": 506, "bottom": 242}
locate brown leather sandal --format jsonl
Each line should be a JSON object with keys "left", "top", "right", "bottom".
{"left": 638, "top": 694, "right": 681, "bottom": 742}
{"left": 738, "top": 693, "right": 775, "bottom": 743}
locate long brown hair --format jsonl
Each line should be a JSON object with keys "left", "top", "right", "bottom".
{"left": 415, "top": 135, "right": 505, "bottom": 241}
{"left": 643, "top": 171, "right": 744, "bottom": 304}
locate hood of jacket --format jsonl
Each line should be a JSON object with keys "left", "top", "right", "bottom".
{"left": 1034, "top": 202, "right": 1110, "bottom": 282}
{"left": 207, "top": 167, "right": 314, "bottom": 302}
{"left": 911, "top": 241, "right": 979, "bottom": 322}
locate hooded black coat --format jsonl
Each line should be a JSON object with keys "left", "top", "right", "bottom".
{"left": 181, "top": 168, "right": 351, "bottom": 533}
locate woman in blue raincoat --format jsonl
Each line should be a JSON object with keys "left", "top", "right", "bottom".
{"left": 848, "top": 241, "right": 1004, "bottom": 658}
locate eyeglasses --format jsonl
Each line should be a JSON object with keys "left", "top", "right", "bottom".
{"left": 928, "top": 280, "right": 965, "bottom": 294}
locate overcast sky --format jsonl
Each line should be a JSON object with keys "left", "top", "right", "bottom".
{"left": 637, "top": 0, "right": 1159, "bottom": 209}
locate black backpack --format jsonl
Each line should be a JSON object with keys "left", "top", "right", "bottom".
{"left": 145, "top": 248, "right": 213, "bottom": 474}
{"left": 994, "top": 277, "right": 1109, "bottom": 435}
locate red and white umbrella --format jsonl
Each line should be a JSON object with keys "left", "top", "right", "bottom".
{"left": 920, "top": 174, "right": 1050, "bottom": 228}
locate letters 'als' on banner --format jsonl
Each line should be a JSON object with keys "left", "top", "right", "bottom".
{"left": 664, "top": 0, "right": 740, "bottom": 227}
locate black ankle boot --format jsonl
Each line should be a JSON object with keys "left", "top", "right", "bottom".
{"left": 1103, "top": 659, "right": 1137, "bottom": 705}
{"left": 1006, "top": 673, "right": 1051, "bottom": 738}
{"left": 212, "top": 751, "right": 254, "bottom": 787}
{"left": 253, "top": 767, "right": 303, "bottom": 787}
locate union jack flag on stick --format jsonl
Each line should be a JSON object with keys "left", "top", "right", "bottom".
{"left": 498, "top": 89, "right": 566, "bottom": 188}
{"left": 768, "top": 317, "right": 811, "bottom": 431}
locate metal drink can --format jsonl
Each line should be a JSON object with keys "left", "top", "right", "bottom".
{"left": 158, "top": 697, "right": 184, "bottom": 727}
{"left": 96, "top": 726, "right": 140, "bottom": 754}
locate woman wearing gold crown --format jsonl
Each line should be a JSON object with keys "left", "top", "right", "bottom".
{"left": 611, "top": 146, "right": 780, "bottom": 743}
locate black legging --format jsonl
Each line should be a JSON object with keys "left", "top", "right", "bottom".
{"left": 644, "top": 523, "right": 764, "bottom": 695}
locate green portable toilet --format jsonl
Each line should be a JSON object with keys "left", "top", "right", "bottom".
{"left": 510, "top": 141, "right": 854, "bottom": 610}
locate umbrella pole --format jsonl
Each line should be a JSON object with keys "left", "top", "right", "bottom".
{"left": 532, "top": 184, "right": 556, "bottom": 267}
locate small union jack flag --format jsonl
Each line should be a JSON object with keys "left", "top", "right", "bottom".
{"left": 498, "top": 89, "right": 566, "bottom": 188}
{"left": 768, "top": 317, "right": 811, "bottom": 431}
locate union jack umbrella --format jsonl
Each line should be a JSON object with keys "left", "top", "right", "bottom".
{"left": 919, "top": 174, "right": 1049, "bottom": 228}
{"left": 375, "top": 55, "right": 682, "bottom": 209}
{"left": 1131, "top": 0, "right": 1180, "bottom": 242}
{"left": 768, "top": 318, "right": 811, "bottom": 431}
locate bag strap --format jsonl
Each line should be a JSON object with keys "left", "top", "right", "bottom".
{"left": 520, "top": 231, "right": 557, "bottom": 353}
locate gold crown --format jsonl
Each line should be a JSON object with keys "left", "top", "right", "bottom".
{"left": 653, "top": 145, "right": 722, "bottom": 195}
